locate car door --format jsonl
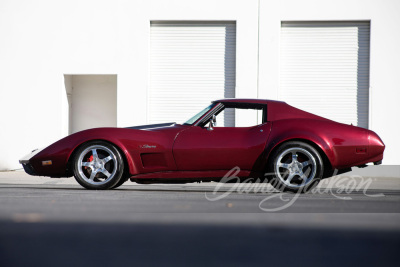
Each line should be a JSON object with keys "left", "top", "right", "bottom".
{"left": 172, "top": 122, "right": 272, "bottom": 171}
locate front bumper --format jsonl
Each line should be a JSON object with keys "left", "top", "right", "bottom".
{"left": 19, "top": 148, "right": 44, "bottom": 164}
{"left": 19, "top": 148, "right": 44, "bottom": 176}
{"left": 21, "top": 162, "right": 37, "bottom": 176}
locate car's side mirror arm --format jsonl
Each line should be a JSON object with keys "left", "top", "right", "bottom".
{"left": 207, "top": 115, "right": 217, "bottom": 131}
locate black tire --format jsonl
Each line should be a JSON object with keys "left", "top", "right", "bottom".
{"left": 267, "top": 141, "right": 324, "bottom": 193}
{"left": 111, "top": 175, "right": 130, "bottom": 189}
{"left": 73, "top": 141, "right": 124, "bottom": 190}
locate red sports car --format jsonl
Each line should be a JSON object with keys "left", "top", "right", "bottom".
{"left": 19, "top": 99, "right": 385, "bottom": 192}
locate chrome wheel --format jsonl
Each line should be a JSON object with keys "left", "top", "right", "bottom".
{"left": 269, "top": 141, "right": 324, "bottom": 193}
{"left": 77, "top": 145, "right": 118, "bottom": 185}
{"left": 275, "top": 147, "right": 317, "bottom": 188}
{"left": 73, "top": 141, "right": 124, "bottom": 190}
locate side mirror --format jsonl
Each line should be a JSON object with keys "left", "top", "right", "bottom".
{"left": 207, "top": 115, "right": 217, "bottom": 131}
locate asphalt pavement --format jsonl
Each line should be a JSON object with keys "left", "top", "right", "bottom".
{"left": 0, "top": 171, "right": 399, "bottom": 266}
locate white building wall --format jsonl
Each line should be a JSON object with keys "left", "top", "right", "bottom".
{"left": 0, "top": 0, "right": 259, "bottom": 170}
{"left": 0, "top": 0, "right": 399, "bottom": 170}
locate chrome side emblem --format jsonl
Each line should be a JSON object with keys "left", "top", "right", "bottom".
{"left": 140, "top": 144, "right": 157, "bottom": 149}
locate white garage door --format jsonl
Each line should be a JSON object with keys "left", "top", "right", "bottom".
{"left": 280, "top": 21, "right": 370, "bottom": 128}
{"left": 149, "top": 21, "right": 236, "bottom": 126}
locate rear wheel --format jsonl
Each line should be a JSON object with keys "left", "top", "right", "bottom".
{"left": 268, "top": 141, "right": 323, "bottom": 193}
{"left": 73, "top": 141, "right": 124, "bottom": 190}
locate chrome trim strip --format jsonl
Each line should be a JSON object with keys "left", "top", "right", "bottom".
{"left": 126, "top": 122, "right": 176, "bottom": 130}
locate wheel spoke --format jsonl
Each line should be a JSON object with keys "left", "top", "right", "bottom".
{"left": 278, "top": 163, "right": 289, "bottom": 169}
{"left": 299, "top": 171, "right": 307, "bottom": 181}
{"left": 302, "top": 160, "right": 311, "bottom": 168}
{"left": 103, "top": 155, "right": 113, "bottom": 163}
{"left": 286, "top": 173, "right": 296, "bottom": 184}
{"left": 292, "top": 153, "right": 298, "bottom": 162}
{"left": 92, "top": 149, "right": 98, "bottom": 160}
{"left": 89, "top": 170, "right": 97, "bottom": 180}
{"left": 82, "top": 162, "right": 92, "bottom": 167}
{"left": 101, "top": 169, "right": 111, "bottom": 178}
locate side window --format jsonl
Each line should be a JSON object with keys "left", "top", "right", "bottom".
{"left": 215, "top": 108, "right": 263, "bottom": 127}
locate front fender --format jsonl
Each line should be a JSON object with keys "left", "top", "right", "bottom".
{"left": 29, "top": 127, "right": 181, "bottom": 177}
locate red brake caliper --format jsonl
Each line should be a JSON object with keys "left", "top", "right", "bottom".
{"left": 84, "top": 155, "right": 94, "bottom": 170}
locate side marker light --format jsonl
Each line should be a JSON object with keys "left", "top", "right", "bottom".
{"left": 42, "top": 160, "right": 52, "bottom": 166}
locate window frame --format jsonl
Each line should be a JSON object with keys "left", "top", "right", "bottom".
{"left": 195, "top": 102, "right": 268, "bottom": 127}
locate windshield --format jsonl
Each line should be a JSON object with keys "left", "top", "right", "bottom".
{"left": 183, "top": 103, "right": 216, "bottom": 125}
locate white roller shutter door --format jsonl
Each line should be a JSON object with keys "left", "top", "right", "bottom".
{"left": 280, "top": 21, "right": 370, "bottom": 128}
{"left": 149, "top": 21, "right": 236, "bottom": 126}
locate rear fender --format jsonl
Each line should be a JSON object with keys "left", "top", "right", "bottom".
{"left": 265, "top": 120, "right": 336, "bottom": 168}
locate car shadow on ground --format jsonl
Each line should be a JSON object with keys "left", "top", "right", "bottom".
{"left": 0, "top": 221, "right": 399, "bottom": 267}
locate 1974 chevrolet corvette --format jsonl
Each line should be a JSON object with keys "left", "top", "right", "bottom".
{"left": 20, "top": 99, "right": 385, "bottom": 192}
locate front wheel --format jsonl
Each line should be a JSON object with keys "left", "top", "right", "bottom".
{"left": 73, "top": 141, "right": 124, "bottom": 190}
{"left": 268, "top": 141, "right": 324, "bottom": 193}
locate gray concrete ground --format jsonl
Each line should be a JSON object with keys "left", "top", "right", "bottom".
{"left": 0, "top": 170, "right": 399, "bottom": 266}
